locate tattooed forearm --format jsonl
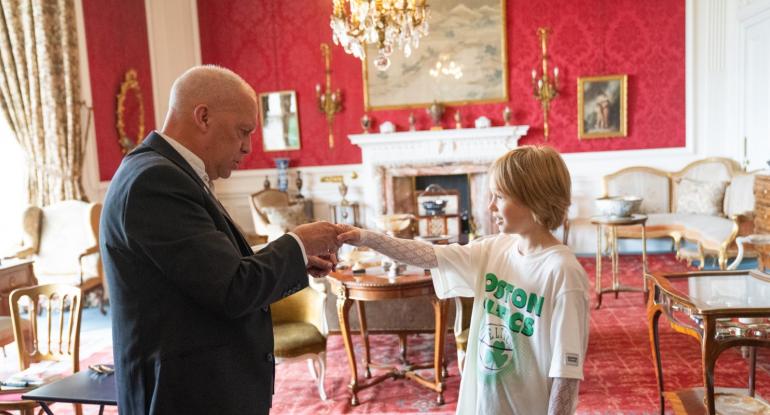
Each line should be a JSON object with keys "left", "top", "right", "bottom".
{"left": 548, "top": 377, "right": 579, "bottom": 415}
{"left": 360, "top": 230, "right": 439, "bottom": 269}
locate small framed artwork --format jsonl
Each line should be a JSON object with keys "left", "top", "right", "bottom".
{"left": 577, "top": 74, "right": 628, "bottom": 139}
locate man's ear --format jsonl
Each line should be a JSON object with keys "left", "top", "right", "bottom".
{"left": 192, "top": 104, "right": 209, "bottom": 132}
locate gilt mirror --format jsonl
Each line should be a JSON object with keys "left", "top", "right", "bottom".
{"left": 116, "top": 69, "right": 145, "bottom": 154}
{"left": 258, "top": 90, "right": 301, "bottom": 152}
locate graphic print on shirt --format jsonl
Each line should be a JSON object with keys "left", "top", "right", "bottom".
{"left": 477, "top": 271, "right": 544, "bottom": 383}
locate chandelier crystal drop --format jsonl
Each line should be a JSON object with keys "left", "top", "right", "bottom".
{"left": 331, "top": 0, "right": 430, "bottom": 71}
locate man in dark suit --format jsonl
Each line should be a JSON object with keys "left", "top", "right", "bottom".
{"left": 100, "top": 65, "right": 341, "bottom": 414}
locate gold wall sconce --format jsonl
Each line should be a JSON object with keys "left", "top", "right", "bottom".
{"left": 316, "top": 43, "right": 343, "bottom": 148}
{"left": 531, "top": 27, "right": 560, "bottom": 141}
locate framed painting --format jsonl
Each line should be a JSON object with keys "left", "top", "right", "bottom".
{"left": 577, "top": 74, "right": 628, "bottom": 139}
{"left": 363, "top": 0, "right": 508, "bottom": 110}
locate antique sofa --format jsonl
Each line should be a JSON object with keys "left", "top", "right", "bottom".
{"left": 602, "top": 158, "right": 756, "bottom": 269}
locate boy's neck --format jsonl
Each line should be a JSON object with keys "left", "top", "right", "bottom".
{"left": 515, "top": 226, "right": 561, "bottom": 255}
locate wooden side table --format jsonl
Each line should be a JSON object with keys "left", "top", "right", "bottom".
{"left": 326, "top": 267, "right": 449, "bottom": 406}
{"left": 0, "top": 259, "right": 37, "bottom": 316}
{"left": 591, "top": 214, "right": 648, "bottom": 309}
{"left": 647, "top": 269, "right": 770, "bottom": 414}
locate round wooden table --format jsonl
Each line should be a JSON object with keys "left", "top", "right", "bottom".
{"left": 326, "top": 266, "right": 449, "bottom": 406}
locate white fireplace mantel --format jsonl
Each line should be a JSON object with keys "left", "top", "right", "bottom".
{"left": 348, "top": 125, "right": 529, "bottom": 227}
{"left": 348, "top": 125, "right": 529, "bottom": 166}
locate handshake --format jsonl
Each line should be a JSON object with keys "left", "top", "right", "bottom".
{"left": 292, "top": 222, "right": 363, "bottom": 278}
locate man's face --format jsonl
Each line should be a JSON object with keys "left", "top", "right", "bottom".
{"left": 206, "top": 93, "right": 257, "bottom": 180}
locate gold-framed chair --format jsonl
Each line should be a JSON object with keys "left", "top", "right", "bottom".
{"left": 271, "top": 278, "right": 328, "bottom": 400}
{"left": 0, "top": 284, "right": 83, "bottom": 414}
{"left": 249, "top": 189, "right": 309, "bottom": 242}
{"left": 12, "top": 201, "right": 106, "bottom": 312}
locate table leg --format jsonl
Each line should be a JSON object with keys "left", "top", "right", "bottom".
{"left": 595, "top": 224, "right": 603, "bottom": 309}
{"left": 642, "top": 224, "right": 648, "bottom": 295}
{"left": 432, "top": 297, "right": 448, "bottom": 405}
{"left": 99, "top": 404, "right": 105, "bottom": 415}
{"left": 355, "top": 300, "right": 372, "bottom": 378}
{"left": 398, "top": 333, "right": 408, "bottom": 364}
{"left": 749, "top": 346, "right": 757, "bottom": 398}
{"left": 612, "top": 225, "right": 619, "bottom": 295}
{"left": 39, "top": 403, "right": 54, "bottom": 415}
{"left": 337, "top": 295, "right": 359, "bottom": 406}
{"left": 647, "top": 301, "right": 665, "bottom": 415}
{"left": 702, "top": 317, "right": 717, "bottom": 415}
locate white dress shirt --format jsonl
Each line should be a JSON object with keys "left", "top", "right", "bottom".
{"left": 156, "top": 131, "right": 307, "bottom": 264}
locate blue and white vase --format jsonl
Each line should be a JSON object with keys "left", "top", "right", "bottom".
{"left": 274, "top": 157, "right": 290, "bottom": 192}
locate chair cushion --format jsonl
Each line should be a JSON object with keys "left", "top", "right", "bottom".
{"left": 273, "top": 322, "right": 325, "bottom": 358}
{"left": 646, "top": 213, "right": 735, "bottom": 248}
{"left": 675, "top": 178, "right": 728, "bottom": 216}
{"left": 262, "top": 205, "right": 307, "bottom": 232}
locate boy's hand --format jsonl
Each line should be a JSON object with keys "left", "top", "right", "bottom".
{"left": 336, "top": 224, "right": 363, "bottom": 246}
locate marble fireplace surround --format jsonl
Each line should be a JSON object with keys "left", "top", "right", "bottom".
{"left": 348, "top": 126, "right": 529, "bottom": 234}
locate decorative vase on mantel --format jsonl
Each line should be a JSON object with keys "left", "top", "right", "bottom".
{"left": 274, "top": 157, "right": 290, "bottom": 193}
{"left": 427, "top": 100, "right": 444, "bottom": 130}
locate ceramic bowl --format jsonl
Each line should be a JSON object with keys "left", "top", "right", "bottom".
{"left": 594, "top": 196, "right": 643, "bottom": 217}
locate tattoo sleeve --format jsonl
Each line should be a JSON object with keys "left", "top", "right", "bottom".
{"left": 360, "top": 230, "right": 439, "bottom": 269}
{"left": 547, "top": 377, "right": 579, "bottom": 415}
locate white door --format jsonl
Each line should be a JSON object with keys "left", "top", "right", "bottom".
{"left": 741, "top": 4, "right": 770, "bottom": 170}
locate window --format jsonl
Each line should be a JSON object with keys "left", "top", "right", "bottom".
{"left": 0, "top": 118, "right": 28, "bottom": 256}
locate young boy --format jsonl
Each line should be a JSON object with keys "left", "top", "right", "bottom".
{"left": 337, "top": 146, "right": 590, "bottom": 414}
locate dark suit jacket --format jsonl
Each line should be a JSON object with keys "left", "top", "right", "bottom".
{"left": 100, "top": 132, "right": 308, "bottom": 414}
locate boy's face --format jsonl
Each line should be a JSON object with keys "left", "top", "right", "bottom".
{"left": 487, "top": 183, "right": 536, "bottom": 235}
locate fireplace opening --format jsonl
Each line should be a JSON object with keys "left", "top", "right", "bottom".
{"left": 415, "top": 174, "right": 471, "bottom": 244}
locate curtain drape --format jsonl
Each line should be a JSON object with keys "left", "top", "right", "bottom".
{"left": 0, "top": 0, "right": 85, "bottom": 205}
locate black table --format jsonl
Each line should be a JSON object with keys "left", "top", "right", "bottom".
{"left": 21, "top": 370, "right": 117, "bottom": 414}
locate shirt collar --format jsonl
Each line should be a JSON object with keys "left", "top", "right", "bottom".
{"left": 156, "top": 130, "right": 213, "bottom": 190}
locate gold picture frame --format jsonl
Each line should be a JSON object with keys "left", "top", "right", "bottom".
{"left": 577, "top": 74, "right": 628, "bottom": 139}
{"left": 362, "top": 0, "right": 508, "bottom": 110}
{"left": 116, "top": 69, "right": 146, "bottom": 154}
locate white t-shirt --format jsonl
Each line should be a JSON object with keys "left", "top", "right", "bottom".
{"left": 431, "top": 233, "right": 590, "bottom": 415}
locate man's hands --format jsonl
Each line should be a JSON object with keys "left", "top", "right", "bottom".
{"left": 292, "top": 222, "right": 364, "bottom": 278}
{"left": 292, "top": 221, "right": 343, "bottom": 256}
{"left": 307, "top": 253, "right": 337, "bottom": 278}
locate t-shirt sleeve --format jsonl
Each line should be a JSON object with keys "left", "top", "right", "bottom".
{"left": 430, "top": 239, "right": 489, "bottom": 299}
{"left": 548, "top": 264, "right": 590, "bottom": 380}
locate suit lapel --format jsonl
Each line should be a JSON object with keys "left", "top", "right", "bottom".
{"left": 138, "top": 132, "right": 253, "bottom": 255}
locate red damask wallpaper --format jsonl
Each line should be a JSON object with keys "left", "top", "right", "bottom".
{"left": 197, "top": 0, "right": 685, "bottom": 170}
{"left": 83, "top": 0, "right": 156, "bottom": 181}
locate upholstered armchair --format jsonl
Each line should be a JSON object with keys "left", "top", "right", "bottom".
{"left": 249, "top": 189, "right": 309, "bottom": 242}
{"left": 12, "top": 201, "right": 106, "bottom": 311}
{"left": 271, "top": 278, "right": 328, "bottom": 400}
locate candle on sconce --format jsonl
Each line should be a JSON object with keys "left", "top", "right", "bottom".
{"left": 532, "top": 69, "right": 536, "bottom": 80}
{"left": 538, "top": 79, "right": 543, "bottom": 89}
{"left": 554, "top": 67, "right": 559, "bottom": 78}
{"left": 315, "top": 84, "right": 321, "bottom": 94}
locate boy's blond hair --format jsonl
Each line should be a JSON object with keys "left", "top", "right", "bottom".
{"left": 489, "top": 145, "right": 571, "bottom": 230}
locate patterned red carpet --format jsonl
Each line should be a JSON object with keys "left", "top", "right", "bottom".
{"left": 21, "top": 254, "right": 770, "bottom": 414}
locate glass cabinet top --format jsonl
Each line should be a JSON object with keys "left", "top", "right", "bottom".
{"left": 665, "top": 272, "right": 770, "bottom": 311}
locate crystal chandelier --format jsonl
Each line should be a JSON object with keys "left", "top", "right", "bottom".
{"left": 330, "top": 0, "right": 430, "bottom": 71}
